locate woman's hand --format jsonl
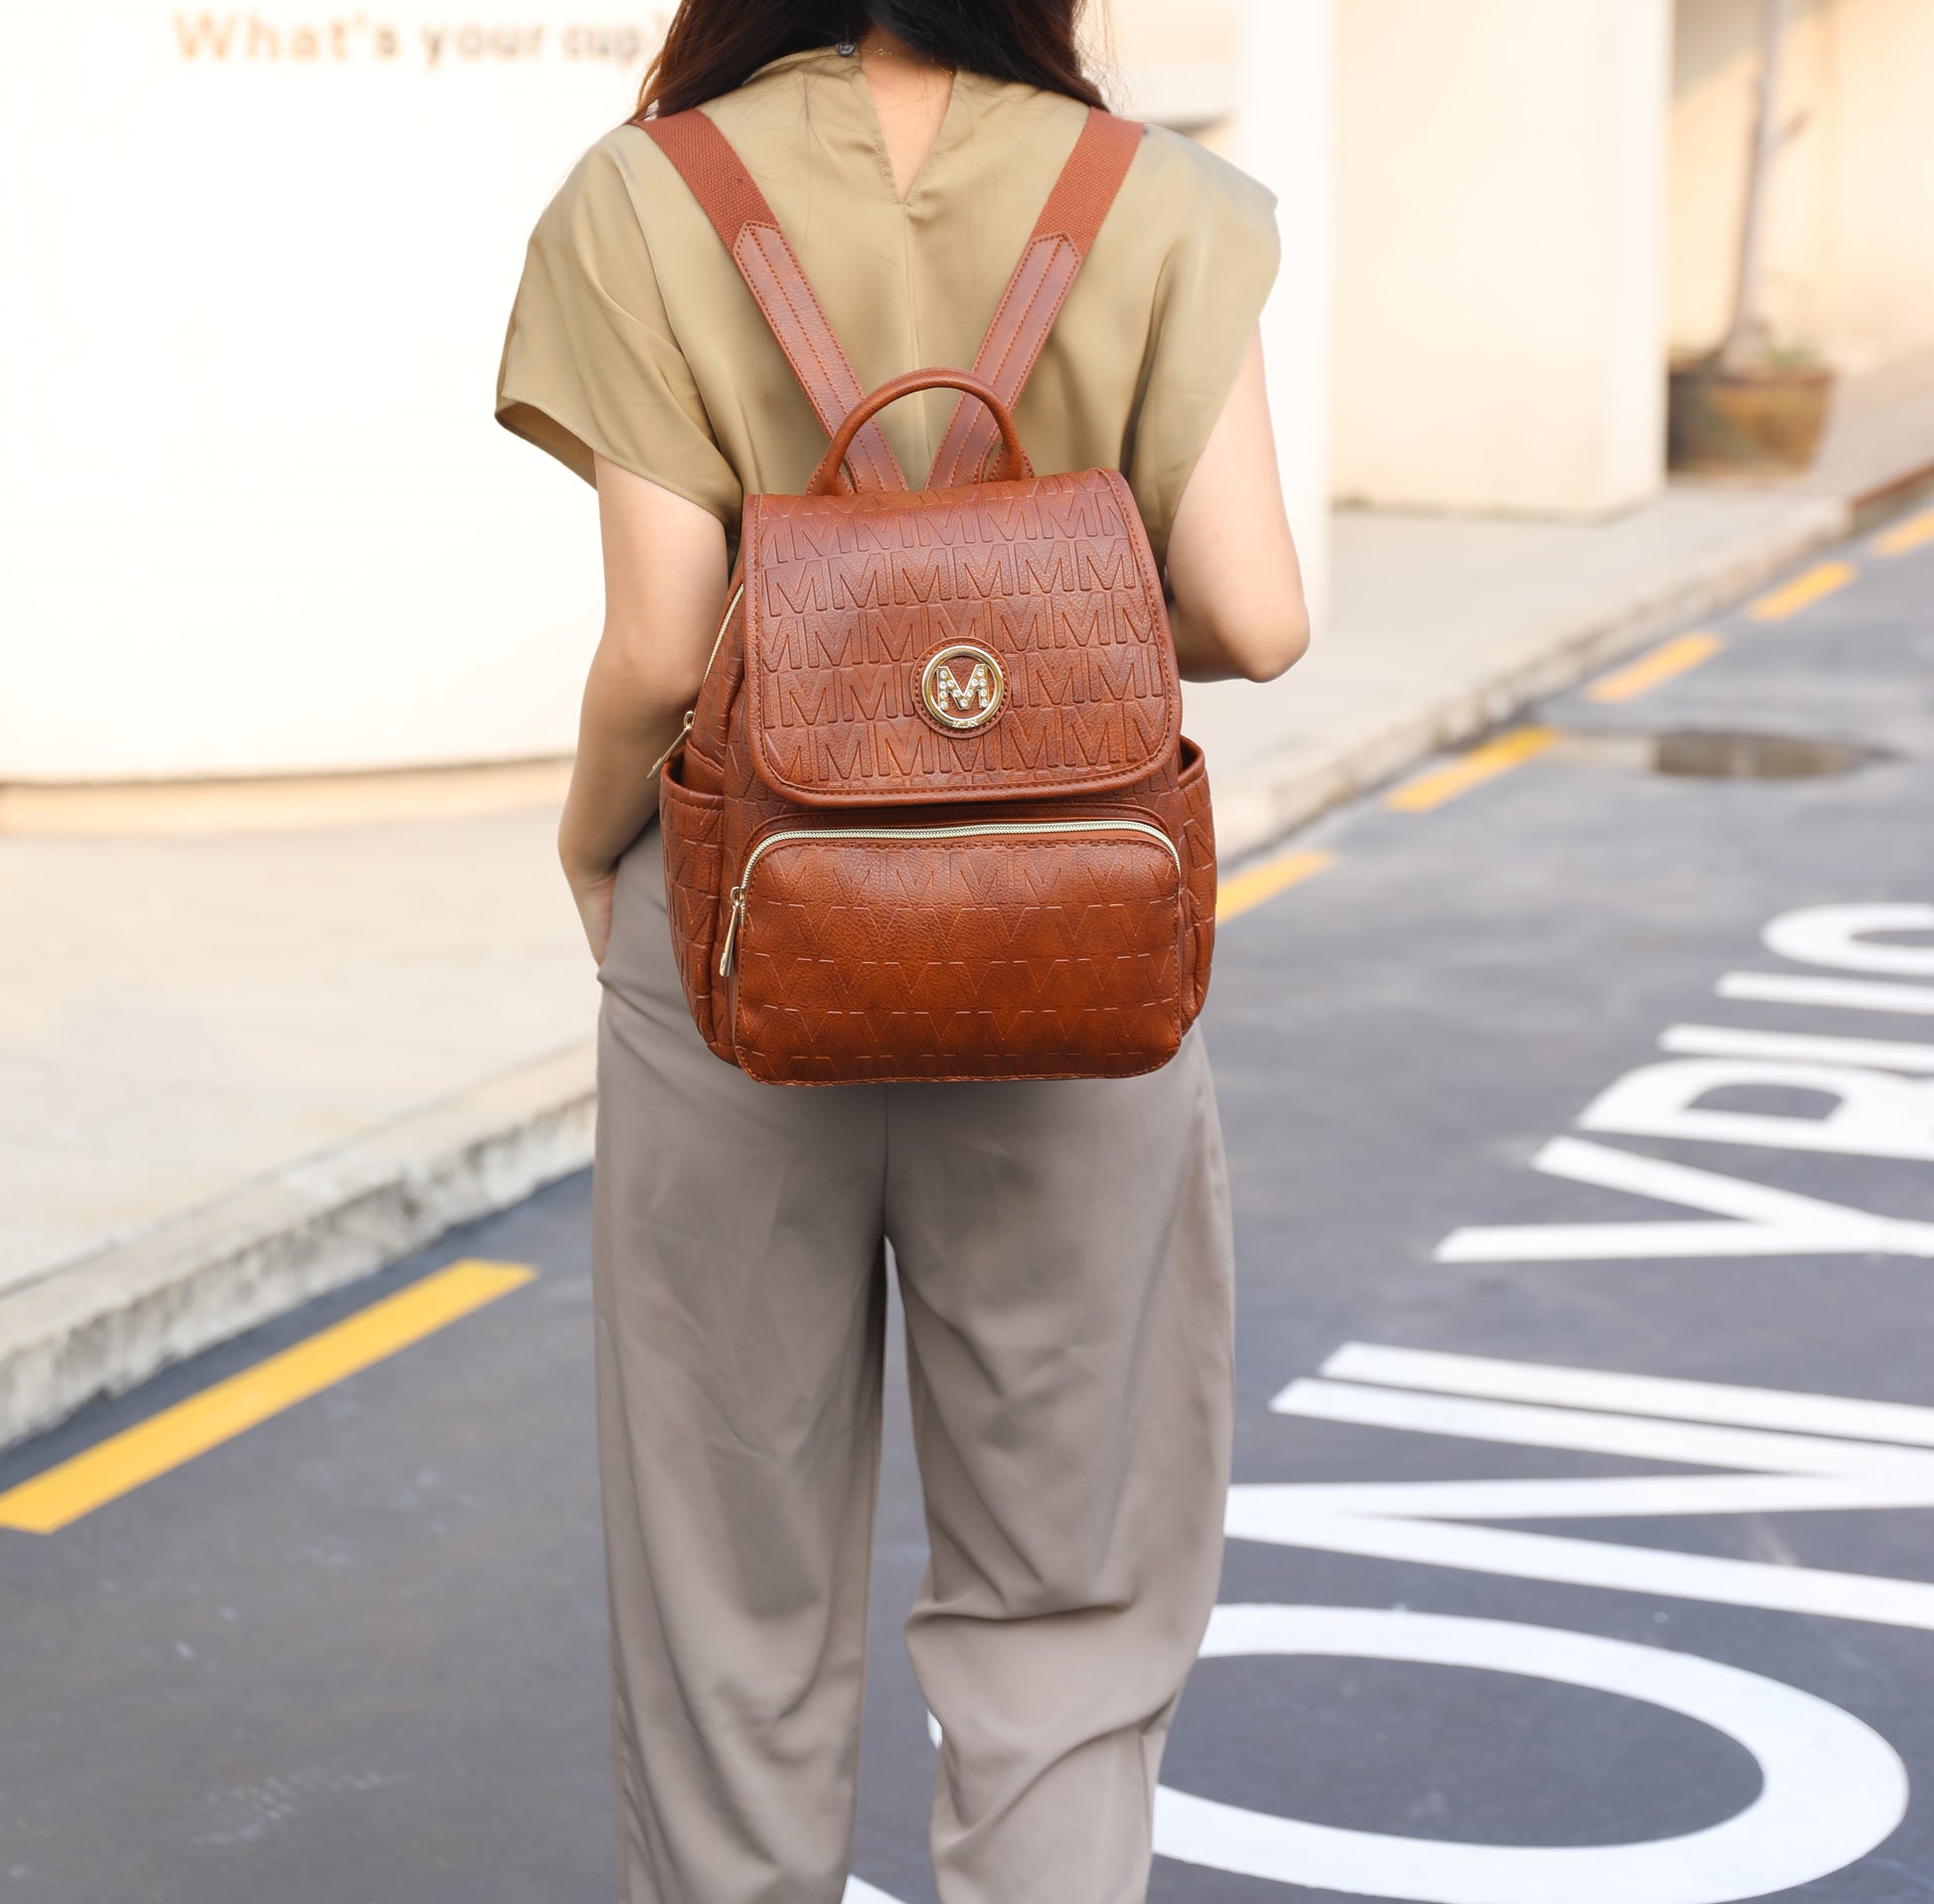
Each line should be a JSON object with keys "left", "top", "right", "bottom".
{"left": 564, "top": 857, "right": 619, "bottom": 966}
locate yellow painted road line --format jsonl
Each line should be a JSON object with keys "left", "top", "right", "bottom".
{"left": 1747, "top": 560, "right": 1856, "bottom": 621}
{"left": 1384, "top": 726, "right": 1558, "bottom": 815}
{"left": 1586, "top": 632, "right": 1726, "bottom": 705}
{"left": 0, "top": 1258, "right": 536, "bottom": 1535}
{"left": 1216, "top": 848, "right": 1335, "bottom": 924}
{"left": 1871, "top": 506, "right": 1934, "bottom": 558}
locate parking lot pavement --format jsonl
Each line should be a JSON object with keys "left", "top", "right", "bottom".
{"left": 3, "top": 508, "right": 1931, "bottom": 1904}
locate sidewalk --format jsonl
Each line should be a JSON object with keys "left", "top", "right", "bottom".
{"left": 4, "top": 359, "right": 1931, "bottom": 1447}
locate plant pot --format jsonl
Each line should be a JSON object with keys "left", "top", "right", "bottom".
{"left": 1668, "top": 356, "right": 1835, "bottom": 474}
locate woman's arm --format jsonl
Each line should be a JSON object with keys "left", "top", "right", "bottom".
{"left": 558, "top": 454, "right": 729, "bottom": 961}
{"left": 1164, "top": 328, "right": 1311, "bottom": 684}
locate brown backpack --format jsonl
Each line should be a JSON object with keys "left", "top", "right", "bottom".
{"left": 640, "top": 105, "right": 1216, "bottom": 1084}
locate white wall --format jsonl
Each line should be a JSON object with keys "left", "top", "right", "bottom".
{"left": 1330, "top": 0, "right": 1672, "bottom": 518}
{"left": 1236, "top": 0, "right": 1336, "bottom": 622}
{"left": 4, "top": 2, "right": 1337, "bottom": 783}
{"left": 1104, "top": 0, "right": 1333, "bottom": 619}
{"left": 1670, "top": 0, "right": 1934, "bottom": 368}
{"left": 0, "top": 5, "right": 666, "bottom": 781}
{"left": 1101, "top": 0, "right": 1240, "bottom": 134}
{"left": 1821, "top": 0, "right": 1934, "bottom": 361}
{"left": 1670, "top": 0, "right": 1799, "bottom": 356}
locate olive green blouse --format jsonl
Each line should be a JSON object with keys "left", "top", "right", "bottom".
{"left": 495, "top": 48, "right": 1279, "bottom": 569}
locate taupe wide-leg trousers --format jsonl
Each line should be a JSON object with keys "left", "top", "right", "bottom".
{"left": 590, "top": 823, "right": 1235, "bottom": 1904}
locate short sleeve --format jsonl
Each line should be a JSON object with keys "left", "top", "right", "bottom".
{"left": 1123, "top": 133, "right": 1281, "bottom": 570}
{"left": 495, "top": 134, "right": 740, "bottom": 523}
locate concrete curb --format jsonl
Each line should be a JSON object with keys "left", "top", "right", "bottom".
{"left": 0, "top": 1043, "right": 594, "bottom": 1449}
{"left": 1212, "top": 493, "right": 1852, "bottom": 862}
{"left": 0, "top": 485, "right": 1884, "bottom": 1454}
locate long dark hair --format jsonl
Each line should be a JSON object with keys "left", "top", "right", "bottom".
{"left": 637, "top": 1, "right": 1105, "bottom": 118}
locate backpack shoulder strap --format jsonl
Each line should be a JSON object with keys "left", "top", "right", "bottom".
{"left": 637, "top": 108, "right": 908, "bottom": 494}
{"left": 926, "top": 108, "right": 1145, "bottom": 491}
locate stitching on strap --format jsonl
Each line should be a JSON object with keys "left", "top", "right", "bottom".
{"left": 929, "top": 110, "right": 1143, "bottom": 488}
{"left": 643, "top": 109, "right": 906, "bottom": 493}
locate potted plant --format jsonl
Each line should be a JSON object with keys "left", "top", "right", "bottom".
{"left": 1668, "top": 0, "right": 1834, "bottom": 474}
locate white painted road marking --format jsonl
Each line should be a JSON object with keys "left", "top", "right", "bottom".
{"left": 1762, "top": 901, "right": 1934, "bottom": 975}
{"left": 1273, "top": 1379, "right": 1934, "bottom": 1480}
{"left": 844, "top": 1880, "right": 907, "bottom": 1904}
{"left": 853, "top": 898, "right": 1934, "bottom": 1902}
{"left": 1718, "top": 973, "right": 1934, "bottom": 1015}
{"left": 1580, "top": 1055, "right": 1934, "bottom": 1162}
{"left": 1309, "top": 1341, "right": 1934, "bottom": 1445}
{"left": 1154, "top": 1605, "right": 1907, "bottom": 1903}
{"left": 1663, "top": 1022, "right": 1934, "bottom": 1072}
{"left": 1229, "top": 1349, "right": 1934, "bottom": 1630}
{"left": 1439, "top": 897, "right": 1934, "bottom": 1262}
{"left": 1438, "top": 1134, "right": 1934, "bottom": 1261}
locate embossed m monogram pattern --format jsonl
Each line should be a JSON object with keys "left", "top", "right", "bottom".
{"left": 644, "top": 109, "right": 1213, "bottom": 1083}
{"left": 744, "top": 470, "right": 1179, "bottom": 808}
{"left": 729, "top": 833, "right": 1186, "bottom": 1083}
{"left": 659, "top": 434, "right": 1218, "bottom": 1083}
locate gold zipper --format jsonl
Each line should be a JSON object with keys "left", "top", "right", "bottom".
{"left": 645, "top": 711, "right": 695, "bottom": 781}
{"left": 717, "top": 817, "right": 1183, "bottom": 977}
{"left": 653, "top": 584, "right": 743, "bottom": 781}
{"left": 704, "top": 581, "right": 744, "bottom": 681}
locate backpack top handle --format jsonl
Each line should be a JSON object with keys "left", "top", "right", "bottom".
{"left": 806, "top": 370, "right": 1032, "bottom": 497}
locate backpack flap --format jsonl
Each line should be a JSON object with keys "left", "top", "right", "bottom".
{"left": 740, "top": 469, "right": 1181, "bottom": 809}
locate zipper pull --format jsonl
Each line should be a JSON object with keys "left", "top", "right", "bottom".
{"left": 647, "top": 710, "right": 696, "bottom": 781}
{"left": 718, "top": 886, "right": 746, "bottom": 977}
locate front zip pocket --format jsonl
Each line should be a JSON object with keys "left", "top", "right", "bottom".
{"left": 719, "top": 816, "right": 1188, "bottom": 1085}
{"left": 719, "top": 818, "right": 1180, "bottom": 976}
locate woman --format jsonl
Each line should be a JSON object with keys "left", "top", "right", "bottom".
{"left": 496, "top": 4, "right": 1308, "bottom": 1898}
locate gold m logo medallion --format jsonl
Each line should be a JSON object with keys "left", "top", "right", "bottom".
{"left": 918, "top": 643, "right": 1007, "bottom": 732}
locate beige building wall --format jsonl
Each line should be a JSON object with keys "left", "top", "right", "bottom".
{"left": 1329, "top": 0, "right": 1673, "bottom": 518}
{"left": 6, "top": 0, "right": 1335, "bottom": 783}
{"left": 0, "top": 5, "right": 661, "bottom": 782}
{"left": 1232, "top": 0, "right": 1337, "bottom": 621}
{"left": 1099, "top": 0, "right": 1240, "bottom": 138}
{"left": 1104, "top": 0, "right": 1334, "bottom": 620}
{"left": 1670, "top": 0, "right": 1934, "bottom": 368}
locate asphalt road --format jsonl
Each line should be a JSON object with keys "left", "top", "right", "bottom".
{"left": 4, "top": 511, "right": 1932, "bottom": 1904}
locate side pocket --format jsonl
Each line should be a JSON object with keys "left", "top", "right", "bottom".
{"left": 657, "top": 759, "right": 732, "bottom": 1061}
{"left": 1176, "top": 737, "right": 1216, "bottom": 1027}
